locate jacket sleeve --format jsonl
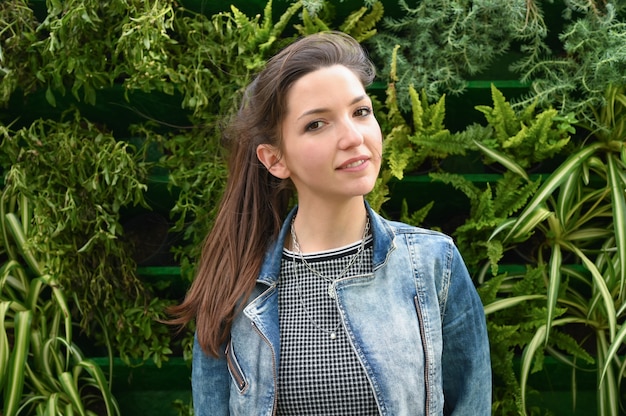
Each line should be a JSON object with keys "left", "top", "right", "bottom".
{"left": 441, "top": 245, "right": 492, "bottom": 415}
{"left": 192, "top": 333, "right": 230, "bottom": 416}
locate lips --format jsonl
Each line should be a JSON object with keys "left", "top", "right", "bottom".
{"left": 338, "top": 157, "right": 369, "bottom": 170}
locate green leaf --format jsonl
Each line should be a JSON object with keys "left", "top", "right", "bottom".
{"left": 607, "top": 154, "right": 626, "bottom": 295}
{"left": 473, "top": 140, "right": 529, "bottom": 180}
{"left": 78, "top": 360, "right": 119, "bottom": 415}
{"left": 545, "top": 244, "right": 562, "bottom": 344}
{"left": 483, "top": 295, "right": 545, "bottom": 315}
{"left": 409, "top": 85, "right": 425, "bottom": 133}
{"left": 506, "top": 143, "right": 603, "bottom": 241}
{"left": 556, "top": 164, "right": 581, "bottom": 223}
{"left": 567, "top": 244, "right": 617, "bottom": 340}
{"left": 0, "top": 302, "right": 11, "bottom": 392}
{"left": 59, "top": 372, "right": 87, "bottom": 416}
{"left": 4, "top": 213, "right": 43, "bottom": 276}
{"left": 600, "top": 323, "right": 626, "bottom": 387}
{"left": 509, "top": 206, "right": 553, "bottom": 242}
{"left": 45, "top": 392, "right": 60, "bottom": 415}
{"left": 40, "top": 274, "right": 72, "bottom": 343}
{"left": 45, "top": 86, "right": 57, "bottom": 107}
{"left": 520, "top": 317, "right": 589, "bottom": 414}
{"left": 4, "top": 310, "right": 32, "bottom": 416}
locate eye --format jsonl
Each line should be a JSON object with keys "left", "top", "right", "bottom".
{"left": 354, "top": 106, "right": 372, "bottom": 118}
{"left": 305, "top": 120, "right": 326, "bottom": 132}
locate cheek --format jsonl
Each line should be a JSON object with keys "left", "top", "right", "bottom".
{"left": 284, "top": 140, "right": 328, "bottom": 170}
{"left": 370, "top": 126, "right": 383, "bottom": 158}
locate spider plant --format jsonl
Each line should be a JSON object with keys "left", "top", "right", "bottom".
{"left": 489, "top": 84, "right": 626, "bottom": 415}
{"left": 1, "top": 194, "right": 119, "bottom": 416}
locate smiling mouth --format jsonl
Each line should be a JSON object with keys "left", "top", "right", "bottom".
{"left": 340, "top": 159, "right": 367, "bottom": 169}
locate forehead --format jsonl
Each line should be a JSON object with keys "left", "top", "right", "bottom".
{"left": 285, "top": 65, "right": 365, "bottom": 111}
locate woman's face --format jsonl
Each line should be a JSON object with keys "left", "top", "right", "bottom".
{"left": 263, "top": 64, "right": 383, "bottom": 207}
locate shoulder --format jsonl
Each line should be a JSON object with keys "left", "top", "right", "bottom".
{"left": 380, "top": 216, "right": 453, "bottom": 244}
{"left": 368, "top": 208, "right": 456, "bottom": 254}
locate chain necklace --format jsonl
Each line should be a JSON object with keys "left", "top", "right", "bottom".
{"left": 290, "top": 214, "right": 370, "bottom": 300}
{"left": 290, "top": 214, "right": 370, "bottom": 340}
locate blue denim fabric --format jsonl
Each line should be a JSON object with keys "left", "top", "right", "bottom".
{"left": 192, "top": 203, "right": 492, "bottom": 415}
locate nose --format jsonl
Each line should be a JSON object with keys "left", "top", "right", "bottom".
{"left": 337, "top": 117, "right": 364, "bottom": 149}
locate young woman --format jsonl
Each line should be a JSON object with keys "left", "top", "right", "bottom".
{"left": 169, "top": 31, "right": 491, "bottom": 415}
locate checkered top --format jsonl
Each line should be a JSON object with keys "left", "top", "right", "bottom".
{"left": 276, "top": 236, "right": 379, "bottom": 415}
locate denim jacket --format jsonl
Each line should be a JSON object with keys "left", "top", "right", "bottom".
{"left": 192, "top": 204, "right": 492, "bottom": 415}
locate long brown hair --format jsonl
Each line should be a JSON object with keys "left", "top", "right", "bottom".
{"left": 168, "top": 31, "right": 376, "bottom": 357}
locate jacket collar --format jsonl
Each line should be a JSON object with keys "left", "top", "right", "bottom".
{"left": 257, "top": 201, "right": 395, "bottom": 286}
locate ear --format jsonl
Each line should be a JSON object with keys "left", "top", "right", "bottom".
{"left": 256, "top": 144, "right": 290, "bottom": 179}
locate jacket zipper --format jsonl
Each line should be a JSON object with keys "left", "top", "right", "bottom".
{"left": 225, "top": 341, "right": 247, "bottom": 391}
{"left": 251, "top": 321, "right": 278, "bottom": 416}
{"left": 414, "top": 296, "right": 430, "bottom": 415}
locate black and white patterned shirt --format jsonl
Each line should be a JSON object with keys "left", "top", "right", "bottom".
{"left": 277, "top": 236, "right": 379, "bottom": 415}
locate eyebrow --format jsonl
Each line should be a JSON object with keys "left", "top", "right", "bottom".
{"left": 296, "top": 95, "right": 368, "bottom": 120}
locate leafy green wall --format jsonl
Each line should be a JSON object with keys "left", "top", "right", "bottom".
{"left": 1, "top": 1, "right": 626, "bottom": 415}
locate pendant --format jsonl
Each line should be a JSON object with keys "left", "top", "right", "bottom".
{"left": 330, "top": 332, "right": 337, "bottom": 340}
{"left": 327, "top": 283, "right": 336, "bottom": 299}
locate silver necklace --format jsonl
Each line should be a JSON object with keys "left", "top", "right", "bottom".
{"left": 290, "top": 215, "right": 370, "bottom": 340}
{"left": 293, "top": 272, "right": 343, "bottom": 340}
{"left": 290, "top": 214, "right": 370, "bottom": 299}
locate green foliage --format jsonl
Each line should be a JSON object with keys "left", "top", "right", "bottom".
{"left": 514, "top": 3, "right": 626, "bottom": 132}
{"left": 479, "top": 266, "right": 595, "bottom": 416}
{"left": 0, "top": 110, "right": 175, "bottom": 368}
{"left": 0, "top": 0, "right": 39, "bottom": 104}
{"left": 34, "top": 0, "right": 180, "bottom": 106}
{"left": 339, "top": 0, "right": 384, "bottom": 42}
{"left": 430, "top": 171, "right": 541, "bottom": 274}
{"left": 1, "top": 212, "right": 119, "bottom": 415}
{"left": 172, "top": 397, "right": 195, "bottom": 416}
{"left": 366, "top": 0, "right": 540, "bottom": 109}
{"left": 474, "top": 84, "right": 574, "bottom": 169}
{"left": 488, "top": 84, "right": 626, "bottom": 414}
{"left": 166, "top": 1, "right": 304, "bottom": 119}
{"left": 133, "top": 124, "right": 228, "bottom": 283}
{"left": 294, "top": 0, "right": 383, "bottom": 40}
{"left": 366, "top": 166, "right": 391, "bottom": 213}
{"left": 399, "top": 199, "right": 433, "bottom": 228}
{"left": 381, "top": 48, "right": 467, "bottom": 180}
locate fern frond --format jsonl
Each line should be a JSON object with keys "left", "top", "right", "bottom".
{"left": 475, "top": 184, "right": 497, "bottom": 221}
{"left": 400, "top": 199, "right": 434, "bottom": 227}
{"left": 340, "top": 5, "right": 368, "bottom": 35}
{"left": 478, "top": 84, "right": 520, "bottom": 142}
{"left": 512, "top": 266, "right": 545, "bottom": 297}
{"left": 384, "top": 47, "right": 407, "bottom": 128}
{"left": 259, "top": 0, "right": 274, "bottom": 37}
{"left": 384, "top": 122, "right": 413, "bottom": 179}
{"left": 230, "top": 5, "right": 256, "bottom": 33}
{"left": 293, "top": 6, "right": 329, "bottom": 35}
{"left": 550, "top": 331, "right": 595, "bottom": 365}
{"left": 411, "top": 131, "right": 466, "bottom": 158}
{"left": 477, "top": 273, "right": 507, "bottom": 304}
{"left": 494, "top": 173, "right": 542, "bottom": 217}
{"left": 264, "top": 1, "right": 303, "bottom": 52}
{"left": 409, "top": 85, "right": 424, "bottom": 132}
{"left": 518, "top": 97, "right": 538, "bottom": 122}
{"left": 425, "top": 92, "right": 447, "bottom": 134}
{"left": 340, "top": 1, "right": 383, "bottom": 42}
{"left": 429, "top": 172, "right": 481, "bottom": 203}
{"left": 527, "top": 109, "right": 554, "bottom": 149}
{"left": 486, "top": 239, "right": 504, "bottom": 275}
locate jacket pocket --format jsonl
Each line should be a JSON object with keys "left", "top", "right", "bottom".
{"left": 225, "top": 340, "right": 248, "bottom": 393}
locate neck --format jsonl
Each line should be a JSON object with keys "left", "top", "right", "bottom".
{"left": 291, "top": 199, "right": 368, "bottom": 253}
